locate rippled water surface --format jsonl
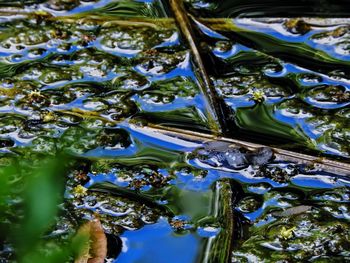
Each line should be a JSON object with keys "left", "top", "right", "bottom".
{"left": 0, "top": 1, "right": 349, "bottom": 262}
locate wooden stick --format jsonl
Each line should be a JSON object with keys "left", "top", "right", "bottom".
{"left": 169, "top": 0, "right": 226, "bottom": 135}
{"left": 147, "top": 124, "right": 350, "bottom": 176}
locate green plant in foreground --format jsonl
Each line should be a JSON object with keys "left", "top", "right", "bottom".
{"left": 0, "top": 156, "right": 87, "bottom": 263}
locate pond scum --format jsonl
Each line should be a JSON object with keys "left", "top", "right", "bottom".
{"left": 0, "top": 0, "right": 350, "bottom": 262}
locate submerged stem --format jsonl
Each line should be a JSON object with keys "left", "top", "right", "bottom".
{"left": 169, "top": 0, "right": 228, "bottom": 135}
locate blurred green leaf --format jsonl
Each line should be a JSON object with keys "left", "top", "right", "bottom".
{"left": 14, "top": 157, "right": 66, "bottom": 256}
{"left": 0, "top": 154, "right": 88, "bottom": 263}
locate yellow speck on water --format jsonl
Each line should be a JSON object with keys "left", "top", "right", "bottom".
{"left": 284, "top": 18, "right": 300, "bottom": 29}
{"left": 73, "top": 185, "right": 88, "bottom": 198}
{"left": 33, "top": 10, "right": 51, "bottom": 17}
{"left": 29, "top": 90, "right": 44, "bottom": 99}
{"left": 251, "top": 91, "right": 265, "bottom": 103}
{"left": 43, "top": 111, "right": 56, "bottom": 122}
{"left": 280, "top": 226, "right": 296, "bottom": 240}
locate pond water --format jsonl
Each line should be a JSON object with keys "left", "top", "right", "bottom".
{"left": 0, "top": 0, "right": 349, "bottom": 262}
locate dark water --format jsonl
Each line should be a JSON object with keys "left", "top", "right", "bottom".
{"left": 194, "top": 17, "right": 350, "bottom": 159}
{"left": 0, "top": 0, "right": 349, "bottom": 262}
{"left": 185, "top": 0, "right": 350, "bottom": 18}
